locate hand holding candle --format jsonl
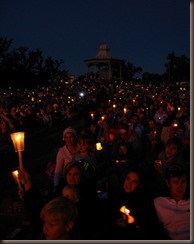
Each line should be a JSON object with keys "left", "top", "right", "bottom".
{"left": 12, "top": 169, "right": 24, "bottom": 199}
{"left": 18, "top": 168, "right": 32, "bottom": 191}
{"left": 12, "top": 170, "right": 20, "bottom": 185}
{"left": 120, "top": 205, "right": 135, "bottom": 224}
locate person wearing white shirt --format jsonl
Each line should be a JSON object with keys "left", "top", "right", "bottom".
{"left": 154, "top": 165, "right": 190, "bottom": 240}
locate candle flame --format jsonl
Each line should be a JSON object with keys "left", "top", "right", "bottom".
{"left": 15, "top": 134, "right": 22, "bottom": 141}
{"left": 12, "top": 170, "right": 19, "bottom": 184}
{"left": 96, "top": 142, "right": 103, "bottom": 150}
{"left": 120, "top": 205, "right": 130, "bottom": 215}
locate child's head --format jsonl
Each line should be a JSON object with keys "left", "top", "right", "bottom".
{"left": 40, "top": 196, "right": 78, "bottom": 240}
{"left": 165, "top": 164, "right": 189, "bottom": 201}
{"left": 77, "top": 134, "right": 95, "bottom": 154}
{"left": 62, "top": 185, "right": 80, "bottom": 203}
{"left": 64, "top": 161, "right": 83, "bottom": 186}
{"left": 165, "top": 137, "right": 182, "bottom": 159}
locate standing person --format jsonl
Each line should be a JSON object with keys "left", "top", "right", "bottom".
{"left": 154, "top": 165, "right": 190, "bottom": 240}
{"left": 53, "top": 127, "right": 79, "bottom": 193}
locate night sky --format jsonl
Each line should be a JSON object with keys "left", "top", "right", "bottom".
{"left": 0, "top": 0, "right": 190, "bottom": 77}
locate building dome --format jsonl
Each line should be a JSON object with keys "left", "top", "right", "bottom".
{"left": 96, "top": 43, "right": 112, "bottom": 58}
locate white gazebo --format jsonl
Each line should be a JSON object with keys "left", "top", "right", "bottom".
{"left": 84, "top": 43, "right": 123, "bottom": 80}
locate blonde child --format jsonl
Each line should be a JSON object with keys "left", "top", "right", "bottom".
{"left": 40, "top": 196, "right": 78, "bottom": 240}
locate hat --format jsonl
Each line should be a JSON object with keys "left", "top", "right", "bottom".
{"left": 63, "top": 127, "right": 77, "bottom": 140}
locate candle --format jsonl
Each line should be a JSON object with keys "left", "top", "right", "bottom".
{"left": 96, "top": 142, "right": 103, "bottom": 150}
{"left": 10, "top": 132, "right": 25, "bottom": 170}
{"left": 12, "top": 170, "right": 19, "bottom": 185}
{"left": 120, "top": 205, "right": 135, "bottom": 224}
{"left": 172, "top": 120, "right": 178, "bottom": 127}
{"left": 123, "top": 108, "right": 127, "bottom": 114}
{"left": 91, "top": 113, "right": 94, "bottom": 119}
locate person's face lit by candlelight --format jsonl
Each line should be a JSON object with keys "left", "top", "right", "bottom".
{"left": 123, "top": 172, "right": 140, "bottom": 193}
{"left": 66, "top": 166, "right": 81, "bottom": 186}
{"left": 64, "top": 133, "right": 75, "bottom": 144}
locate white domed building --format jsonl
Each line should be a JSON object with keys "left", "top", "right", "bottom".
{"left": 84, "top": 43, "right": 124, "bottom": 81}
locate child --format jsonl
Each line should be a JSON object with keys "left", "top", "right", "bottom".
{"left": 62, "top": 185, "right": 80, "bottom": 203}
{"left": 73, "top": 134, "right": 97, "bottom": 172}
{"left": 40, "top": 196, "right": 78, "bottom": 240}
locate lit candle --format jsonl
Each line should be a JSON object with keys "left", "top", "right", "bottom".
{"left": 10, "top": 132, "right": 25, "bottom": 170}
{"left": 96, "top": 142, "right": 103, "bottom": 150}
{"left": 101, "top": 116, "right": 105, "bottom": 121}
{"left": 113, "top": 104, "right": 116, "bottom": 108}
{"left": 120, "top": 205, "right": 135, "bottom": 224}
{"left": 172, "top": 120, "right": 178, "bottom": 127}
{"left": 123, "top": 108, "right": 127, "bottom": 114}
{"left": 91, "top": 113, "right": 94, "bottom": 119}
{"left": 12, "top": 170, "right": 19, "bottom": 185}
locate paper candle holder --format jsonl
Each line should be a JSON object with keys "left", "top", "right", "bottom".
{"left": 10, "top": 132, "right": 25, "bottom": 152}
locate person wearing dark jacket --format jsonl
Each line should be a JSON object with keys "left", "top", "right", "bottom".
{"left": 106, "top": 166, "right": 167, "bottom": 240}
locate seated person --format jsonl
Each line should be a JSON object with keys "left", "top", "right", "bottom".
{"left": 154, "top": 165, "right": 190, "bottom": 240}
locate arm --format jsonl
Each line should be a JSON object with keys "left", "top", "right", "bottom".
{"left": 53, "top": 148, "right": 64, "bottom": 189}
{"left": 18, "top": 168, "right": 45, "bottom": 238}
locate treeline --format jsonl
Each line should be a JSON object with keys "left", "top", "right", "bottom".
{"left": 0, "top": 36, "right": 190, "bottom": 89}
{"left": 0, "top": 37, "right": 68, "bottom": 89}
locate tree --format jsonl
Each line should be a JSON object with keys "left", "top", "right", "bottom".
{"left": 165, "top": 52, "right": 190, "bottom": 83}
{"left": 122, "top": 61, "right": 142, "bottom": 81}
{"left": 142, "top": 72, "right": 165, "bottom": 84}
{"left": 0, "top": 36, "right": 69, "bottom": 88}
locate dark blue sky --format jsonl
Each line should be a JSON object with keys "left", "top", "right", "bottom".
{"left": 0, "top": 0, "right": 190, "bottom": 77}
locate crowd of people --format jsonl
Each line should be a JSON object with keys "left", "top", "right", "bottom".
{"left": 0, "top": 78, "right": 190, "bottom": 240}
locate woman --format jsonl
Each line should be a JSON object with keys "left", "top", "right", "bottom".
{"left": 53, "top": 127, "right": 79, "bottom": 192}
{"left": 107, "top": 167, "right": 157, "bottom": 240}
